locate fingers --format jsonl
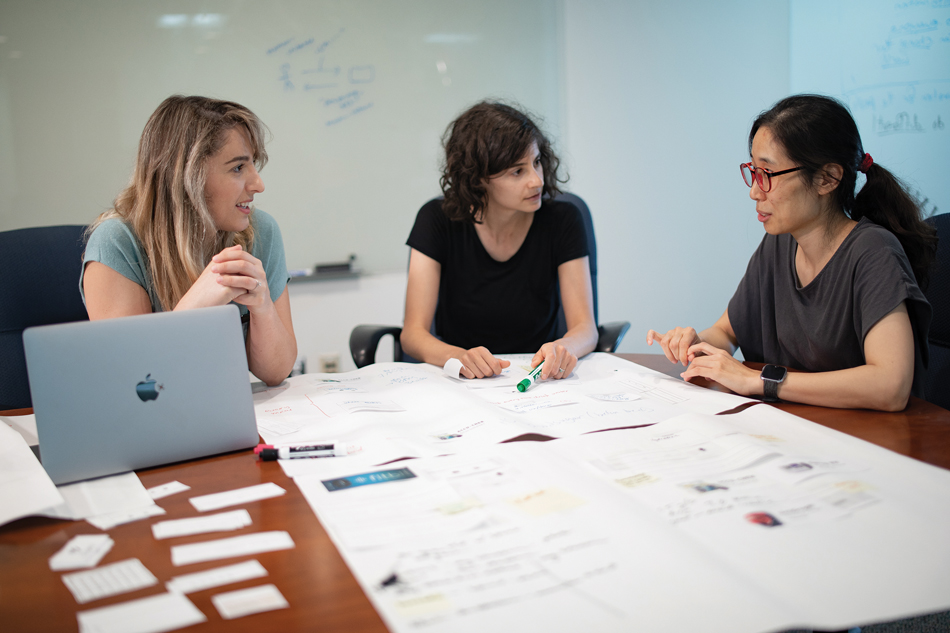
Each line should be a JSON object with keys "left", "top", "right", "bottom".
{"left": 460, "top": 347, "right": 503, "bottom": 379}
{"left": 646, "top": 327, "right": 698, "bottom": 366}
{"left": 538, "top": 344, "right": 576, "bottom": 379}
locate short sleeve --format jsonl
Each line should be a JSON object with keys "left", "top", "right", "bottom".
{"left": 250, "top": 209, "right": 289, "bottom": 303}
{"left": 850, "top": 229, "right": 928, "bottom": 343}
{"left": 406, "top": 199, "right": 450, "bottom": 264}
{"left": 552, "top": 200, "right": 590, "bottom": 266}
{"left": 727, "top": 235, "right": 774, "bottom": 364}
{"left": 80, "top": 218, "right": 160, "bottom": 310}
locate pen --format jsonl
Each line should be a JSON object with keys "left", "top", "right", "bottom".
{"left": 257, "top": 442, "right": 357, "bottom": 461}
{"left": 516, "top": 362, "right": 545, "bottom": 393}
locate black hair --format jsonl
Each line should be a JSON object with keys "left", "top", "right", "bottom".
{"left": 439, "top": 101, "right": 565, "bottom": 223}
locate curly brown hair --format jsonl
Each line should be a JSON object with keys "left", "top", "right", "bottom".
{"left": 439, "top": 101, "right": 565, "bottom": 223}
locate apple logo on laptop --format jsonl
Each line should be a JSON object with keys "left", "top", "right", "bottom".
{"left": 135, "top": 374, "right": 164, "bottom": 402}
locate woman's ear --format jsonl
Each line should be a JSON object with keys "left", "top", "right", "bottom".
{"left": 815, "top": 163, "right": 844, "bottom": 195}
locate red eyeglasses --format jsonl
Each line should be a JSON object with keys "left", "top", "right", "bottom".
{"left": 740, "top": 162, "right": 803, "bottom": 193}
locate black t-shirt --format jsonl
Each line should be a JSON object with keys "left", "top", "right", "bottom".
{"left": 406, "top": 198, "right": 589, "bottom": 354}
{"left": 728, "top": 217, "right": 932, "bottom": 397}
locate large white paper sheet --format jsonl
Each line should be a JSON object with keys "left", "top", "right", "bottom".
{"left": 294, "top": 408, "right": 950, "bottom": 633}
{"left": 294, "top": 443, "right": 795, "bottom": 633}
{"left": 252, "top": 355, "right": 754, "bottom": 468}
{"left": 0, "top": 422, "right": 64, "bottom": 526}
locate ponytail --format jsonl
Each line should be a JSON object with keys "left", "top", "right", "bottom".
{"left": 853, "top": 163, "right": 937, "bottom": 290}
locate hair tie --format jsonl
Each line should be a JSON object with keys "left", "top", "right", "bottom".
{"left": 859, "top": 153, "right": 873, "bottom": 173}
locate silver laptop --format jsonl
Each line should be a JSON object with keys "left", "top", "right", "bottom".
{"left": 23, "top": 305, "right": 259, "bottom": 485}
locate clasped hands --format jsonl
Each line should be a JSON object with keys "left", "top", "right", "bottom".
{"left": 646, "top": 327, "right": 762, "bottom": 396}
{"left": 176, "top": 245, "right": 272, "bottom": 313}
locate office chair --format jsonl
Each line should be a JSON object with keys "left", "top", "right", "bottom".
{"left": 923, "top": 213, "right": 949, "bottom": 410}
{"left": 349, "top": 193, "right": 630, "bottom": 368}
{"left": 0, "top": 225, "right": 89, "bottom": 410}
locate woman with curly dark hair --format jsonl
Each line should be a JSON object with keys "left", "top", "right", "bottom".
{"left": 647, "top": 94, "right": 935, "bottom": 411}
{"left": 401, "top": 101, "right": 597, "bottom": 379}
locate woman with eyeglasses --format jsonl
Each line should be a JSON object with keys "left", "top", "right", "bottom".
{"left": 647, "top": 94, "right": 935, "bottom": 411}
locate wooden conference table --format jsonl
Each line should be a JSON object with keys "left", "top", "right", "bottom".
{"left": 2, "top": 353, "right": 949, "bottom": 633}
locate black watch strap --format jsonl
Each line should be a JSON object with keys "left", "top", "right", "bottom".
{"left": 763, "top": 377, "right": 780, "bottom": 402}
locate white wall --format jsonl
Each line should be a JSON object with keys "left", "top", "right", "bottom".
{"left": 288, "top": 271, "right": 406, "bottom": 373}
{"left": 559, "top": 0, "right": 790, "bottom": 353}
{"left": 286, "top": 0, "right": 793, "bottom": 369}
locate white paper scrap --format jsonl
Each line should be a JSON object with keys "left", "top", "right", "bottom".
{"left": 442, "top": 358, "right": 463, "bottom": 379}
{"left": 42, "top": 472, "right": 154, "bottom": 521}
{"left": 76, "top": 591, "right": 206, "bottom": 633}
{"left": 152, "top": 509, "right": 252, "bottom": 540}
{"left": 49, "top": 534, "right": 114, "bottom": 571}
{"left": 62, "top": 558, "right": 158, "bottom": 604}
{"left": 147, "top": 481, "right": 191, "bottom": 500}
{"left": 212, "top": 584, "right": 289, "bottom": 619}
{"left": 189, "top": 482, "right": 286, "bottom": 512}
{"left": 87, "top": 504, "right": 166, "bottom": 531}
{"left": 171, "top": 531, "right": 295, "bottom": 566}
{"left": 166, "top": 560, "right": 268, "bottom": 594}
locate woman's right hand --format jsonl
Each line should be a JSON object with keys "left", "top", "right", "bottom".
{"left": 646, "top": 327, "right": 702, "bottom": 366}
{"left": 457, "top": 347, "right": 511, "bottom": 379}
{"left": 175, "top": 247, "right": 248, "bottom": 311}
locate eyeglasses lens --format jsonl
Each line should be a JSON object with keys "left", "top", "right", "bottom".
{"left": 741, "top": 164, "right": 755, "bottom": 188}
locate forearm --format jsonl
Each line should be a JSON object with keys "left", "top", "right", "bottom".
{"left": 400, "top": 325, "right": 466, "bottom": 367}
{"left": 769, "top": 365, "right": 912, "bottom": 412}
{"left": 698, "top": 324, "right": 738, "bottom": 355}
{"left": 554, "top": 321, "right": 598, "bottom": 360}
{"left": 245, "top": 303, "right": 297, "bottom": 386}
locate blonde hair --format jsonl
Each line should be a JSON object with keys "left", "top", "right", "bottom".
{"left": 89, "top": 95, "right": 269, "bottom": 311}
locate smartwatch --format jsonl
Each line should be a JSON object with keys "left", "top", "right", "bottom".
{"left": 760, "top": 365, "right": 787, "bottom": 402}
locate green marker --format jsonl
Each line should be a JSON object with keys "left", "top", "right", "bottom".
{"left": 517, "top": 362, "right": 545, "bottom": 392}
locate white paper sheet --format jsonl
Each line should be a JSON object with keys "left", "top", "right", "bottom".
{"left": 170, "top": 531, "right": 295, "bottom": 566}
{"left": 62, "top": 558, "right": 158, "bottom": 604}
{"left": 211, "top": 583, "right": 289, "bottom": 619}
{"left": 0, "top": 421, "right": 64, "bottom": 526}
{"left": 1, "top": 412, "right": 38, "bottom": 446}
{"left": 49, "top": 534, "right": 114, "bottom": 571}
{"left": 41, "top": 472, "right": 155, "bottom": 521}
{"left": 146, "top": 481, "right": 191, "bottom": 500}
{"left": 166, "top": 559, "right": 268, "bottom": 594}
{"left": 86, "top": 504, "right": 166, "bottom": 531}
{"left": 152, "top": 509, "right": 252, "bottom": 540}
{"left": 76, "top": 591, "right": 206, "bottom": 633}
{"left": 188, "top": 482, "right": 285, "bottom": 512}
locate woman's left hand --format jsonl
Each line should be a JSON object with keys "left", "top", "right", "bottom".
{"left": 531, "top": 342, "right": 577, "bottom": 380}
{"left": 680, "top": 342, "right": 762, "bottom": 396}
{"left": 210, "top": 245, "right": 272, "bottom": 313}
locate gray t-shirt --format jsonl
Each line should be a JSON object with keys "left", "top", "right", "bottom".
{"left": 728, "top": 217, "right": 931, "bottom": 397}
{"left": 80, "top": 209, "right": 289, "bottom": 324}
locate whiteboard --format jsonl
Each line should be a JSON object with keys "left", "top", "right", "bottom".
{"left": 0, "top": 0, "right": 560, "bottom": 272}
{"left": 791, "top": 0, "right": 950, "bottom": 219}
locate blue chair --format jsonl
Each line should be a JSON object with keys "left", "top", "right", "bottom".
{"left": 924, "top": 213, "right": 949, "bottom": 410}
{"left": 349, "top": 193, "right": 630, "bottom": 368}
{"left": 0, "top": 226, "right": 89, "bottom": 410}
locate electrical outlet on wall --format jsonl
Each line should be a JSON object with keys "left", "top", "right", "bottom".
{"left": 318, "top": 353, "right": 341, "bottom": 373}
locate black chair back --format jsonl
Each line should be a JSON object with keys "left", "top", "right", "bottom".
{"left": 554, "top": 192, "right": 599, "bottom": 337}
{"left": 0, "top": 225, "right": 89, "bottom": 409}
{"left": 924, "top": 213, "right": 950, "bottom": 410}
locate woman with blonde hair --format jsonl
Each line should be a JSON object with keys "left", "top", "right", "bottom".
{"left": 82, "top": 95, "right": 296, "bottom": 385}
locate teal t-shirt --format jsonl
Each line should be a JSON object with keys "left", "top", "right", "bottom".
{"left": 80, "top": 209, "right": 289, "bottom": 322}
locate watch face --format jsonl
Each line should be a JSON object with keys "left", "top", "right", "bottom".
{"left": 761, "top": 365, "right": 787, "bottom": 382}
